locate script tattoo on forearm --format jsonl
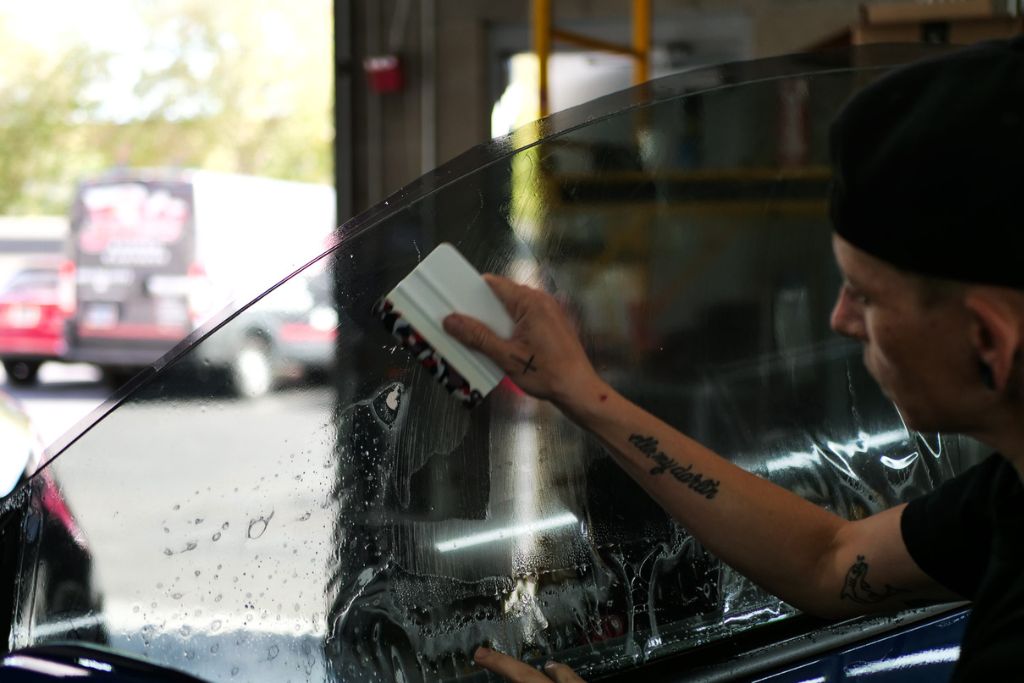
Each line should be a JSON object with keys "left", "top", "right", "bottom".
{"left": 839, "top": 555, "right": 909, "bottom": 604}
{"left": 627, "top": 434, "right": 720, "bottom": 499}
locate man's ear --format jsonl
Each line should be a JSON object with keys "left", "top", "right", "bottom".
{"left": 964, "top": 291, "right": 1022, "bottom": 393}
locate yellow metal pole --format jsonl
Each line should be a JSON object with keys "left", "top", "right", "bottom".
{"left": 551, "top": 28, "right": 638, "bottom": 56}
{"left": 533, "top": 0, "right": 551, "bottom": 117}
{"left": 632, "top": 0, "right": 651, "bottom": 84}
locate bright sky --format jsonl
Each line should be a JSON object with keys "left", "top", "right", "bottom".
{"left": 0, "top": 0, "right": 145, "bottom": 51}
{"left": 0, "top": 0, "right": 328, "bottom": 122}
{"left": 1, "top": 0, "right": 150, "bottom": 120}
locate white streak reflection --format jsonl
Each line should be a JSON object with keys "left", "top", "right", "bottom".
{"left": 78, "top": 658, "right": 114, "bottom": 672}
{"left": 766, "top": 429, "right": 911, "bottom": 474}
{"left": 844, "top": 646, "right": 960, "bottom": 676}
{"left": 857, "top": 429, "right": 911, "bottom": 452}
{"left": 880, "top": 452, "right": 919, "bottom": 470}
{"left": 3, "top": 656, "right": 90, "bottom": 677}
{"left": 435, "top": 513, "right": 579, "bottom": 553}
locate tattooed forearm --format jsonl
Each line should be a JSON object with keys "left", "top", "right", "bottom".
{"left": 839, "top": 555, "right": 909, "bottom": 604}
{"left": 510, "top": 354, "right": 537, "bottom": 374}
{"left": 627, "top": 434, "right": 720, "bottom": 499}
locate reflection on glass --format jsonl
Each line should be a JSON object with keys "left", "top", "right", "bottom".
{"left": 2, "top": 46, "right": 978, "bottom": 682}
{"left": 435, "top": 513, "right": 579, "bottom": 553}
{"left": 843, "top": 646, "right": 961, "bottom": 676}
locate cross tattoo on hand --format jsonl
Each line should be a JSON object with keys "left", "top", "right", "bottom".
{"left": 511, "top": 354, "right": 538, "bottom": 374}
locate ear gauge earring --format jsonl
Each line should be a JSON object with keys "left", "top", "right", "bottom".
{"left": 979, "top": 360, "right": 996, "bottom": 390}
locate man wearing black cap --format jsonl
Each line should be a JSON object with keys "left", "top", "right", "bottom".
{"left": 444, "top": 36, "right": 1024, "bottom": 682}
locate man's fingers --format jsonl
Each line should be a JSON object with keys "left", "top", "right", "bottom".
{"left": 472, "top": 648, "right": 587, "bottom": 683}
{"left": 474, "top": 647, "right": 546, "bottom": 682}
{"left": 543, "top": 661, "right": 586, "bottom": 682}
{"left": 481, "top": 273, "right": 521, "bottom": 300}
{"left": 444, "top": 313, "right": 508, "bottom": 358}
{"left": 481, "top": 274, "right": 531, "bottom": 318}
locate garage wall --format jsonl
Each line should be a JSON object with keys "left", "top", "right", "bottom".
{"left": 336, "top": 0, "right": 924, "bottom": 218}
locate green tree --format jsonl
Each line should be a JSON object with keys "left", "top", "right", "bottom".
{"left": 0, "top": 0, "right": 332, "bottom": 215}
{"left": 0, "top": 17, "right": 109, "bottom": 213}
{"left": 104, "top": 0, "right": 333, "bottom": 182}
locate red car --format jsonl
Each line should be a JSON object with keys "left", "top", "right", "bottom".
{"left": 0, "top": 261, "right": 70, "bottom": 386}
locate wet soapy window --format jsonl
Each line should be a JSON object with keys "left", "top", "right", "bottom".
{"left": 2, "top": 47, "right": 978, "bottom": 682}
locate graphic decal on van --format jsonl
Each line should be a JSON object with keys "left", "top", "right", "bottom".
{"left": 78, "top": 184, "right": 190, "bottom": 266}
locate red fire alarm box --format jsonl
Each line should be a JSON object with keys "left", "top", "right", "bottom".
{"left": 364, "top": 55, "right": 404, "bottom": 93}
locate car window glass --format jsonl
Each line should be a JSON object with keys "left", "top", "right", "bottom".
{"left": 2, "top": 46, "right": 976, "bottom": 682}
{"left": 2, "top": 269, "right": 58, "bottom": 294}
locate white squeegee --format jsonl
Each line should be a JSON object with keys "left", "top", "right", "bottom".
{"left": 373, "top": 243, "right": 515, "bottom": 407}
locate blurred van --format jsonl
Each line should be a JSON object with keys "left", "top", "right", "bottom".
{"left": 62, "top": 169, "right": 336, "bottom": 391}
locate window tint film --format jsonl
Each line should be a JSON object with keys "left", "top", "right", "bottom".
{"left": 2, "top": 46, "right": 976, "bottom": 682}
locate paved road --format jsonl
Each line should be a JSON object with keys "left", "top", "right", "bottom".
{"left": 2, "top": 361, "right": 109, "bottom": 451}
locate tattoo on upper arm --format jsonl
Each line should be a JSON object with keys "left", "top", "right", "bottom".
{"left": 840, "top": 555, "right": 909, "bottom": 604}
{"left": 510, "top": 354, "right": 537, "bottom": 374}
{"left": 627, "top": 434, "right": 720, "bottom": 500}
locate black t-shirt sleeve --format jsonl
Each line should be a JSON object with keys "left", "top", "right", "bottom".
{"left": 900, "top": 454, "right": 1007, "bottom": 599}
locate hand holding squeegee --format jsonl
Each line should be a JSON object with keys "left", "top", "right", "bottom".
{"left": 373, "top": 243, "right": 515, "bottom": 407}
{"left": 375, "top": 242, "right": 605, "bottom": 411}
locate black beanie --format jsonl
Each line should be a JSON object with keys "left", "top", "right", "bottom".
{"left": 830, "top": 35, "right": 1024, "bottom": 288}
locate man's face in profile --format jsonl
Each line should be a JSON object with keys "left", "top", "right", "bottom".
{"left": 829, "top": 235, "right": 981, "bottom": 434}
